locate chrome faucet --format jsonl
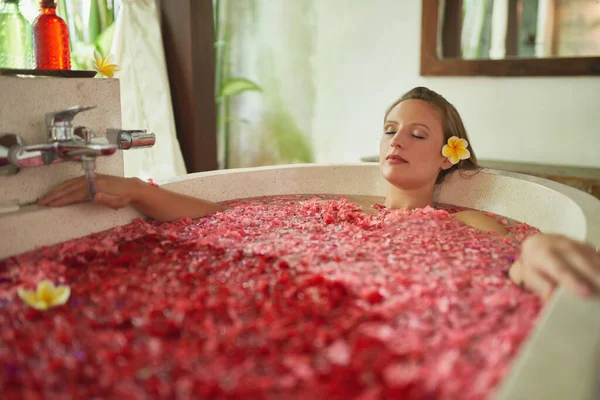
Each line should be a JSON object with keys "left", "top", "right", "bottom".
{"left": 106, "top": 129, "right": 156, "bottom": 150}
{"left": 0, "top": 106, "right": 157, "bottom": 176}
{"left": 0, "top": 105, "right": 156, "bottom": 200}
{"left": 0, "top": 106, "right": 117, "bottom": 174}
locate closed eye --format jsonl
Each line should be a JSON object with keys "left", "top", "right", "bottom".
{"left": 412, "top": 134, "right": 425, "bottom": 139}
{"left": 385, "top": 131, "right": 396, "bottom": 135}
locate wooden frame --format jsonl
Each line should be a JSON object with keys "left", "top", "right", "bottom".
{"left": 421, "top": 0, "right": 600, "bottom": 76}
{"left": 159, "top": 0, "right": 218, "bottom": 172}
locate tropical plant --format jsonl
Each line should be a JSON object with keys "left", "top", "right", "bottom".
{"left": 58, "top": 0, "right": 116, "bottom": 70}
{"left": 213, "top": 0, "right": 261, "bottom": 169}
{"left": 19, "top": 0, "right": 116, "bottom": 69}
{"left": 213, "top": 0, "right": 314, "bottom": 169}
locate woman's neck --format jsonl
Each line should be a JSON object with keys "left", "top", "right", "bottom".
{"left": 384, "top": 184, "right": 435, "bottom": 210}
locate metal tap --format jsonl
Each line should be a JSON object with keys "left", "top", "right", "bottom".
{"left": 0, "top": 106, "right": 157, "bottom": 202}
{"left": 0, "top": 106, "right": 117, "bottom": 176}
{"left": 106, "top": 129, "right": 156, "bottom": 149}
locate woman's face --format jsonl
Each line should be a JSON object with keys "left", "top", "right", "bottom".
{"left": 379, "top": 99, "right": 452, "bottom": 190}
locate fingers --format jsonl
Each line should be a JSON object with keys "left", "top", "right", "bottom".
{"left": 560, "top": 242, "right": 600, "bottom": 292}
{"left": 532, "top": 249, "right": 594, "bottom": 297}
{"left": 39, "top": 174, "right": 113, "bottom": 207}
{"left": 522, "top": 266, "right": 556, "bottom": 303}
{"left": 95, "top": 192, "right": 131, "bottom": 210}
{"left": 521, "top": 234, "right": 600, "bottom": 300}
{"left": 39, "top": 176, "right": 90, "bottom": 206}
{"left": 38, "top": 174, "right": 134, "bottom": 210}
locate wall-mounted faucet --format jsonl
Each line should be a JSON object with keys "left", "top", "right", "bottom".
{"left": 0, "top": 105, "right": 156, "bottom": 199}
{"left": 0, "top": 106, "right": 116, "bottom": 175}
{"left": 0, "top": 105, "right": 156, "bottom": 176}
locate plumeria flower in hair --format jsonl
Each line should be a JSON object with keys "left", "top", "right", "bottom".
{"left": 442, "top": 136, "right": 470, "bottom": 165}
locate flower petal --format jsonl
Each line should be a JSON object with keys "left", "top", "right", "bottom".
{"left": 448, "top": 154, "right": 460, "bottom": 165}
{"left": 441, "top": 145, "right": 454, "bottom": 158}
{"left": 104, "top": 54, "right": 117, "bottom": 65}
{"left": 97, "top": 64, "right": 120, "bottom": 78}
{"left": 36, "top": 280, "right": 55, "bottom": 302}
{"left": 455, "top": 138, "right": 469, "bottom": 150}
{"left": 30, "top": 300, "right": 49, "bottom": 311}
{"left": 100, "top": 68, "right": 113, "bottom": 78}
{"left": 94, "top": 50, "right": 103, "bottom": 67}
{"left": 18, "top": 288, "right": 49, "bottom": 310}
{"left": 48, "top": 286, "right": 71, "bottom": 307}
{"left": 447, "top": 136, "right": 460, "bottom": 147}
{"left": 457, "top": 148, "right": 471, "bottom": 160}
{"left": 18, "top": 288, "right": 37, "bottom": 304}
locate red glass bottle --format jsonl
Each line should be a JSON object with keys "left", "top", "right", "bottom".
{"left": 32, "top": 0, "right": 71, "bottom": 70}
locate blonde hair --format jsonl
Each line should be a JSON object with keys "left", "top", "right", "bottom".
{"left": 384, "top": 86, "right": 479, "bottom": 184}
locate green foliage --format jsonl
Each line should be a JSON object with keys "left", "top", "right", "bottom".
{"left": 218, "top": 78, "right": 261, "bottom": 102}
{"left": 54, "top": 0, "right": 116, "bottom": 70}
{"left": 214, "top": 0, "right": 313, "bottom": 168}
{"left": 95, "top": 22, "right": 115, "bottom": 55}
{"left": 265, "top": 108, "right": 313, "bottom": 163}
{"left": 88, "top": 0, "right": 101, "bottom": 44}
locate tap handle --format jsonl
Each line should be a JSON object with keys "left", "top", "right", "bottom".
{"left": 108, "top": 129, "right": 156, "bottom": 149}
{"left": 74, "top": 126, "right": 93, "bottom": 143}
{"left": 0, "top": 133, "right": 24, "bottom": 176}
{"left": 46, "top": 106, "right": 96, "bottom": 141}
{"left": 46, "top": 106, "right": 96, "bottom": 126}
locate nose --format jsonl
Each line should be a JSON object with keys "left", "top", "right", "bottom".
{"left": 389, "top": 131, "right": 406, "bottom": 149}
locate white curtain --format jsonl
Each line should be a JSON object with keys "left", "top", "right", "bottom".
{"left": 111, "top": 0, "right": 187, "bottom": 180}
{"left": 489, "top": 0, "right": 508, "bottom": 59}
{"left": 535, "top": 0, "right": 555, "bottom": 57}
{"left": 461, "top": 0, "right": 489, "bottom": 59}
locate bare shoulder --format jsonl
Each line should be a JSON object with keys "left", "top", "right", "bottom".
{"left": 346, "top": 195, "right": 385, "bottom": 215}
{"left": 453, "top": 210, "right": 509, "bottom": 235}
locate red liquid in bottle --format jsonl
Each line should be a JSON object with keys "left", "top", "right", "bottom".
{"left": 32, "top": 0, "right": 71, "bottom": 70}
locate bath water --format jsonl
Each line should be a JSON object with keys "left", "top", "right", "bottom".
{"left": 0, "top": 195, "right": 541, "bottom": 399}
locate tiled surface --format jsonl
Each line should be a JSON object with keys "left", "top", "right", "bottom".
{"left": 0, "top": 76, "right": 124, "bottom": 206}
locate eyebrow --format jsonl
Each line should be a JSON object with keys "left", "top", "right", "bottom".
{"left": 383, "top": 120, "right": 432, "bottom": 132}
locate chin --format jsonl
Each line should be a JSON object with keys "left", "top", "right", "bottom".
{"left": 380, "top": 164, "right": 431, "bottom": 190}
{"left": 381, "top": 165, "right": 409, "bottom": 187}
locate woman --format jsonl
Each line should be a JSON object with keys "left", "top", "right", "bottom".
{"left": 40, "top": 87, "right": 600, "bottom": 302}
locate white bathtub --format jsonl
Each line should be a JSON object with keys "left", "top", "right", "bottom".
{"left": 2, "top": 163, "right": 599, "bottom": 400}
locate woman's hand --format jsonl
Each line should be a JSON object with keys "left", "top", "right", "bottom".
{"left": 39, "top": 174, "right": 144, "bottom": 210}
{"left": 511, "top": 233, "right": 600, "bottom": 302}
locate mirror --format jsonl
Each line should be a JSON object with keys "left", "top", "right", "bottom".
{"left": 441, "top": 0, "right": 600, "bottom": 60}
{"left": 421, "top": 0, "right": 600, "bottom": 76}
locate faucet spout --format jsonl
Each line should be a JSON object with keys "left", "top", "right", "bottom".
{"left": 5, "top": 140, "right": 117, "bottom": 169}
{"left": 0, "top": 105, "right": 156, "bottom": 179}
{"left": 82, "top": 156, "right": 98, "bottom": 200}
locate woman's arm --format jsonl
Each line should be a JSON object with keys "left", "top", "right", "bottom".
{"left": 508, "top": 234, "right": 600, "bottom": 302}
{"left": 127, "top": 183, "right": 225, "bottom": 221}
{"left": 440, "top": 211, "right": 600, "bottom": 302}
{"left": 39, "top": 174, "right": 225, "bottom": 222}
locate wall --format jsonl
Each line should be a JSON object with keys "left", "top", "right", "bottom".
{"left": 311, "top": 1, "right": 600, "bottom": 168}
{"left": 0, "top": 77, "right": 123, "bottom": 207}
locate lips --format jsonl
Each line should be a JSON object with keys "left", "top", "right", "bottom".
{"left": 386, "top": 154, "right": 408, "bottom": 164}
